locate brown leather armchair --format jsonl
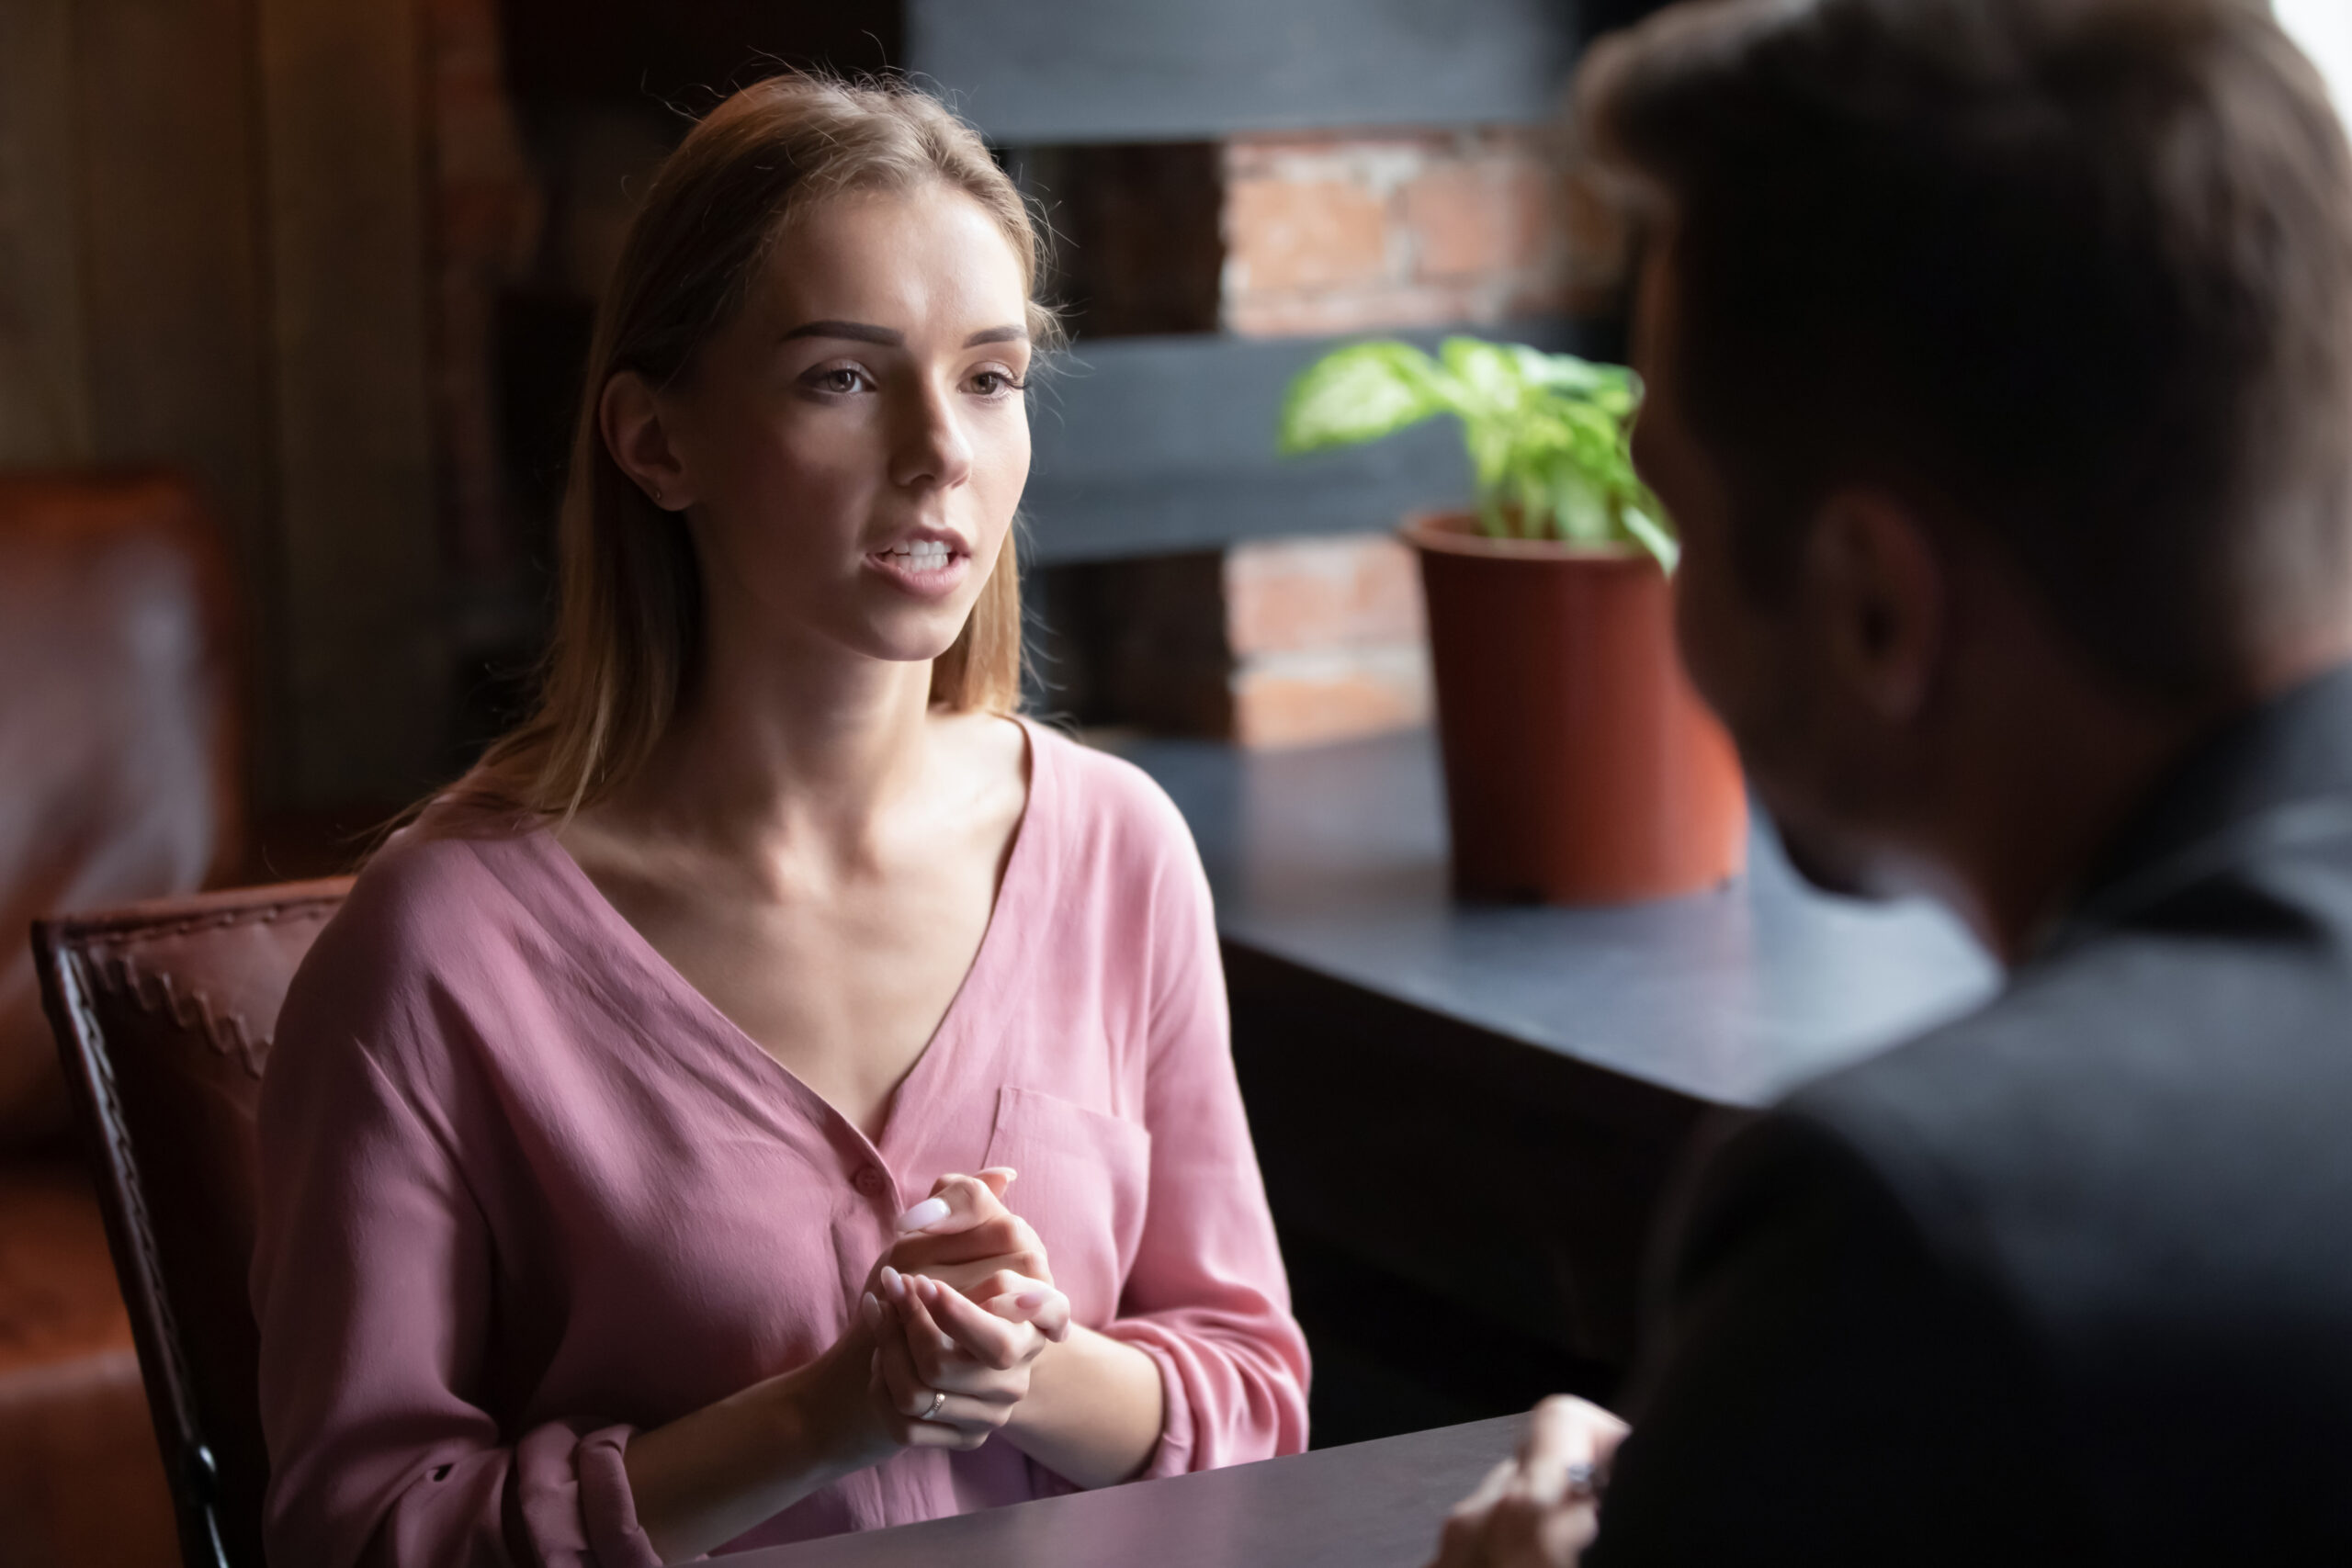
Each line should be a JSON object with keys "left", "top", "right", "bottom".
{"left": 37, "top": 879, "right": 346, "bottom": 1568}
{"left": 0, "top": 471, "right": 243, "bottom": 1145}
{"left": 0, "top": 471, "right": 243, "bottom": 1566}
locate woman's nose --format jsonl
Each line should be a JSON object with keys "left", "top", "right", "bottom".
{"left": 890, "top": 380, "right": 974, "bottom": 491}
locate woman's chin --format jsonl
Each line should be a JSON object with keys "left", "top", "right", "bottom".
{"left": 840, "top": 604, "right": 982, "bottom": 671}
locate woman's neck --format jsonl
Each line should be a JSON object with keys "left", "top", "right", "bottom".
{"left": 610, "top": 630, "right": 944, "bottom": 866}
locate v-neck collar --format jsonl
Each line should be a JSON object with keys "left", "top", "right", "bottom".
{"left": 518, "top": 715, "right": 1055, "bottom": 1174}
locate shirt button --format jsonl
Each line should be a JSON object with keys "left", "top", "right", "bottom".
{"left": 853, "top": 1166, "right": 888, "bottom": 1197}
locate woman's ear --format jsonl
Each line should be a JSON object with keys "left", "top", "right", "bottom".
{"left": 599, "top": 370, "right": 696, "bottom": 512}
{"left": 1805, "top": 488, "right": 1945, "bottom": 725}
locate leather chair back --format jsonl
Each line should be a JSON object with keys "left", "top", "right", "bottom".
{"left": 36, "top": 879, "right": 350, "bottom": 1568}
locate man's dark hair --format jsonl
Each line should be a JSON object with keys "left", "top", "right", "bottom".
{"left": 1581, "top": 0, "right": 2352, "bottom": 699}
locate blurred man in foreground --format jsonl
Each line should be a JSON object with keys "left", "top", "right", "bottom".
{"left": 1435, "top": 0, "right": 2352, "bottom": 1562}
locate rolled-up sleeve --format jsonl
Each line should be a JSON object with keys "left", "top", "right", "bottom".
{"left": 251, "top": 974, "right": 660, "bottom": 1568}
{"left": 1099, "top": 826, "right": 1312, "bottom": 1476}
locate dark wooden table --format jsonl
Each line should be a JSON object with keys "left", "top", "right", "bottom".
{"left": 741, "top": 1416, "right": 1521, "bottom": 1567}
{"left": 1114, "top": 730, "right": 1996, "bottom": 1410}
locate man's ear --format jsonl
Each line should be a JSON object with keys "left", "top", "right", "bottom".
{"left": 1805, "top": 488, "right": 1944, "bottom": 724}
{"left": 598, "top": 370, "right": 696, "bottom": 511}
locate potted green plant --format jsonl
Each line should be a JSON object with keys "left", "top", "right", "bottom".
{"left": 1279, "top": 336, "right": 1746, "bottom": 904}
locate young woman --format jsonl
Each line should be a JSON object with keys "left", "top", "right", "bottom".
{"left": 248, "top": 74, "right": 1308, "bottom": 1566}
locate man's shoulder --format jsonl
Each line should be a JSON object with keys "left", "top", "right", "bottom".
{"left": 1779, "top": 913, "right": 2352, "bottom": 1371}
{"left": 1708, "top": 908, "right": 2352, "bottom": 1554}
{"left": 1792, "top": 913, "right": 2352, "bottom": 1195}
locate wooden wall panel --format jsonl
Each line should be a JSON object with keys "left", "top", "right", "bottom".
{"left": 71, "top": 0, "right": 274, "bottom": 559}
{"left": 257, "top": 0, "right": 442, "bottom": 805}
{"left": 0, "top": 0, "right": 447, "bottom": 807}
{"left": 0, "top": 0, "right": 92, "bottom": 466}
{"left": 41, "top": 0, "right": 285, "bottom": 803}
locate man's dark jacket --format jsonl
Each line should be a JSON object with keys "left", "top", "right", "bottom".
{"left": 1588, "top": 666, "right": 2352, "bottom": 1566}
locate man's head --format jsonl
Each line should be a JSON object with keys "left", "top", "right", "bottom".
{"left": 1579, "top": 0, "right": 2352, "bottom": 926}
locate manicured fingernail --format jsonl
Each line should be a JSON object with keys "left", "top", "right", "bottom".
{"left": 860, "top": 1292, "right": 882, "bottom": 1327}
{"left": 879, "top": 1266, "right": 904, "bottom": 1299}
{"left": 1015, "top": 1290, "right": 1046, "bottom": 1310}
{"left": 897, "top": 1197, "right": 952, "bottom": 1232}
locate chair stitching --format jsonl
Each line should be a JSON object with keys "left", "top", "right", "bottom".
{"left": 83, "top": 898, "right": 338, "bottom": 950}
{"left": 75, "top": 901, "right": 338, "bottom": 1081}
{"left": 85, "top": 956, "right": 270, "bottom": 1080}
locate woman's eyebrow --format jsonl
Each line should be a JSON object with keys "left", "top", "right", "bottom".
{"left": 776, "top": 321, "right": 1027, "bottom": 349}
{"left": 781, "top": 320, "right": 902, "bottom": 345}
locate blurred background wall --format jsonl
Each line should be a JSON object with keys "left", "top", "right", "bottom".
{"left": 0, "top": 0, "right": 440, "bottom": 819}
{"left": 0, "top": 0, "right": 1670, "bottom": 836}
{"left": 4, "top": 0, "right": 2344, "bottom": 835}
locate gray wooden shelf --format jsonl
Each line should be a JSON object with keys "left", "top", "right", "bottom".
{"left": 909, "top": 0, "right": 1577, "bottom": 145}
{"left": 1023, "top": 322, "right": 1601, "bottom": 564}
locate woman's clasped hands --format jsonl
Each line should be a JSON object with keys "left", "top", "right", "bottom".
{"left": 860, "top": 1167, "right": 1071, "bottom": 1451}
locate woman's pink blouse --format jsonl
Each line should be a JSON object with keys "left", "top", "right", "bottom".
{"left": 248, "top": 724, "right": 1310, "bottom": 1566}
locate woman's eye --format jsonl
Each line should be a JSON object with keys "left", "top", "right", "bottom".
{"left": 970, "top": 369, "right": 1026, "bottom": 397}
{"left": 805, "top": 366, "right": 872, "bottom": 395}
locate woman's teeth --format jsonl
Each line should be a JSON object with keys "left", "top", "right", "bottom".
{"left": 883, "top": 541, "right": 954, "bottom": 573}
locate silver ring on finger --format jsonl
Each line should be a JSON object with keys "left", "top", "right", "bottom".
{"left": 922, "top": 1389, "right": 947, "bottom": 1422}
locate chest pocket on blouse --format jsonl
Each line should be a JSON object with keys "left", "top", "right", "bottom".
{"left": 980, "top": 1087, "right": 1151, "bottom": 1327}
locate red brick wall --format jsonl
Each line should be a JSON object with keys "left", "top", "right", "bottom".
{"left": 1195, "top": 125, "right": 1574, "bottom": 747}
{"left": 1222, "top": 128, "right": 1567, "bottom": 338}
{"left": 1225, "top": 535, "right": 1428, "bottom": 748}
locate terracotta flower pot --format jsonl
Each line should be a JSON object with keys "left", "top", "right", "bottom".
{"left": 1405, "top": 511, "right": 1748, "bottom": 904}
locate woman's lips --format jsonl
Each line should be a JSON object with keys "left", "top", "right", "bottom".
{"left": 863, "top": 542, "right": 972, "bottom": 599}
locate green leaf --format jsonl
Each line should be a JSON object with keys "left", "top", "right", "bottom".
{"left": 1276, "top": 341, "right": 1452, "bottom": 455}
{"left": 1277, "top": 333, "right": 1680, "bottom": 561}
{"left": 1621, "top": 506, "right": 1680, "bottom": 573}
{"left": 1525, "top": 352, "right": 1615, "bottom": 396}
{"left": 1549, "top": 469, "right": 1612, "bottom": 546}
{"left": 1438, "top": 337, "right": 1527, "bottom": 423}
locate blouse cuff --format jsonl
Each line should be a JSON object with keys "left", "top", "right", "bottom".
{"left": 1102, "top": 1325, "right": 1197, "bottom": 1481}
{"left": 517, "top": 1421, "right": 663, "bottom": 1567}
{"left": 577, "top": 1427, "right": 663, "bottom": 1566}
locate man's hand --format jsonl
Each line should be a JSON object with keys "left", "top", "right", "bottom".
{"left": 1427, "top": 1396, "right": 1631, "bottom": 1568}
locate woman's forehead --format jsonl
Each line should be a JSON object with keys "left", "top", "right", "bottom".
{"left": 746, "top": 186, "right": 1027, "bottom": 337}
